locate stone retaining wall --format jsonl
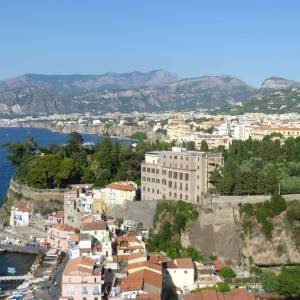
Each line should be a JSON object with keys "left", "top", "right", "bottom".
{"left": 9, "top": 179, "right": 66, "bottom": 202}
{"left": 202, "top": 193, "right": 300, "bottom": 207}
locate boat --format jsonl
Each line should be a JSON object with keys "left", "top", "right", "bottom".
{"left": 7, "top": 267, "right": 17, "bottom": 274}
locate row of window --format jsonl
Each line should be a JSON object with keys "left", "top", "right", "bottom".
{"left": 163, "top": 154, "right": 190, "bottom": 161}
{"left": 163, "top": 162, "right": 190, "bottom": 170}
{"left": 142, "top": 170, "right": 190, "bottom": 181}
{"left": 142, "top": 178, "right": 189, "bottom": 190}
{"left": 143, "top": 167, "right": 160, "bottom": 174}
{"left": 143, "top": 187, "right": 189, "bottom": 201}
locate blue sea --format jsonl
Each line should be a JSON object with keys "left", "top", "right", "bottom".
{"left": 0, "top": 252, "right": 37, "bottom": 291}
{"left": 0, "top": 127, "right": 131, "bottom": 207}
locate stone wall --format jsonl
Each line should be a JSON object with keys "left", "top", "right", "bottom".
{"left": 9, "top": 179, "right": 66, "bottom": 202}
{"left": 106, "top": 200, "right": 158, "bottom": 226}
{"left": 202, "top": 193, "right": 300, "bottom": 207}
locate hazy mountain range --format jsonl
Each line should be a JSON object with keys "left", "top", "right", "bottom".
{"left": 0, "top": 70, "right": 299, "bottom": 115}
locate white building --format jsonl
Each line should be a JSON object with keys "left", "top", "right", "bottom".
{"left": 10, "top": 202, "right": 32, "bottom": 227}
{"left": 80, "top": 221, "right": 110, "bottom": 242}
{"left": 167, "top": 258, "right": 195, "bottom": 293}
{"left": 78, "top": 191, "right": 94, "bottom": 213}
{"left": 101, "top": 182, "right": 137, "bottom": 205}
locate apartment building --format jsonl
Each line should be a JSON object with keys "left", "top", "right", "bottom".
{"left": 64, "top": 185, "right": 93, "bottom": 228}
{"left": 167, "top": 118, "right": 191, "bottom": 141}
{"left": 180, "top": 133, "right": 231, "bottom": 149}
{"left": 167, "top": 258, "right": 195, "bottom": 293}
{"left": 141, "top": 147, "right": 223, "bottom": 202}
{"left": 47, "top": 224, "right": 79, "bottom": 252}
{"left": 251, "top": 125, "right": 300, "bottom": 140}
{"left": 60, "top": 256, "right": 103, "bottom": 300}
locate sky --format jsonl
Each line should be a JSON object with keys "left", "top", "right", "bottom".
{"left": 0, "top": 0, "right": 299, "bottom": 86}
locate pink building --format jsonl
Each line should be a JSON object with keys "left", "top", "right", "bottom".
{"left": 60, "top": 256, "right": 103, "bottom": 300}
{"left": 48, "top": 210, "right": 64, "bottom": 225}
{"left": 47, "top": 224, "right": 79, "bottom": 252}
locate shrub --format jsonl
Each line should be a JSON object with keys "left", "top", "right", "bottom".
{"left": 276, "top": 244, "right": 285, "bottom": 257}
{"left": 218, "top": 267, "right": 236, "bottom": 279}
{"left": 216, "top": 282, "right": 230, "bottom": 292}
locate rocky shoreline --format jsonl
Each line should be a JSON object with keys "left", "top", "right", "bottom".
{"left": 0, "top": 118, "right": 143, "bottom": 139}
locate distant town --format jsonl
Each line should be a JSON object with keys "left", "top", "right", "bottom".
{"left": 2, "top": 110, "right": 300, "bottom": 143}
{"left": 1, "top": 110, "right": 300, "bottom": 299}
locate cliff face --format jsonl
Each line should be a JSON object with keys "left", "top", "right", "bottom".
{"left": 181, "top": 203, "right": 300, "bottom": 266}
{"left": 182, "top": 207, "right": 241, "bottom": 261}
{"left": 242, "top": 213, "right": 300, "bottom": 266}
{"left": 6, "top": 120, "right": 144, "bottom": 139}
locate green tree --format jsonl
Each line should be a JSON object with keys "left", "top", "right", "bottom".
{"left": 67, "top": 132, "right": 83, "bottom": 153}
{"left": 200, "top": 140, "right": 209, "bottom": 152}
{"left": 218, "top": 267, "right": 236, "bottom": 279}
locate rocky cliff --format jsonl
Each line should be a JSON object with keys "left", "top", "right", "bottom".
{"left": 241, "top": 208, "right": 300, "bottom": 266}
{"left": 180, "top": 200, "right": 300, "bottom": 266}
{"left": 3, "top": 119, "right": 146, "bottom": 139}
{"left": 261, "top": 77, "right": 300, "bottom": 89}
{"left": 182, "top": 206, "right": 241, "bottom": 261}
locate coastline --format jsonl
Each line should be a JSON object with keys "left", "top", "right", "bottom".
{"left": 0, "top": 118, "right": 141, "bottom": 140}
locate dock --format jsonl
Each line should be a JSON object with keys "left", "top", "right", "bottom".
{"left": 0, "top": 275, "right": 33, "bottom": 282}
{"left": 0, "top": 244, "right": 48, "bottom": 254}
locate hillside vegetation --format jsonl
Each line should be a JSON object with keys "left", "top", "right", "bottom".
{"left": 3, "top": 133, "right": 170, "bottom": 189}
{"left": 211, "top": 136, "right": 300, "bottom": 195}
{"left": 146, "top": 200, "right": 202, "bottom": 260}
{"left": 215, "top": 87, "right": 300, "bottom": 115}
{"left": 240, "top": 195, "right": 300, "bottom": 265}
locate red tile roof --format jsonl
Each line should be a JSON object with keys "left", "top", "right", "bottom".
{"left": 128, "top": 252, "right": 147, "bottom": 262}
{"left": 143, "top": 269, "right": 162, "bottom": 289}
{"left": 14, "top": 202, "right": 31, "bottom": 213}
{"left": 121, "top": 273, "right": 143, "bottom": 292}
{"left": 225, "top": 289, "right": 256, "bottom": 300}
{"left": 128, "top": 261, "right": 162, "bottom": 273}
{"left": 214, "top": 260, "right": 226, "bottom": 271}
{"left": 122, "top": 268, "right": 162, "bottom": 292}
{"left": 106, "top": 182, "right": 136, "bottom": 192}
{"left": 138, "top": 293, "right": 161, "bottom": 300}
{"left": 127, "top": 235, "right": 140, "bottom": 243}
{"left": 81, "top": 221, "right": 106, "bottom": 231}
{"left": 168, "top": 257, "right": 194, "bottom": 269}
{"left": 51, "top": 210, "right": 64, "bottom": 218}
{"left": 183, "top": 289, "right": 255, "bottom": 300}
{"left": 55, "top": 224, "right": 78, "bottom": 232}
{"left": 81, "top": 214, "right": 94, "bottom": 223}
{"left": 63, "top": 257, "right": 95, "bottom": 275}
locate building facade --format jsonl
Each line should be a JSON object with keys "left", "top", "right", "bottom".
{"left": 47, "top": 224, "right": 79, "bottom": 252}
{"left": 167, "top": 258, "right": 195, "bottom": 293}
{"left": 102, "top": 182, "right": 137, "bottom": 205}
{"left": 10, "top": 202, "right": 32, "bottom": 227}
{"left": 141, "top": 147, "right": 223, "bottom": 202}
{"left": 60, "top": 256, "right": 103, "bottom": 300}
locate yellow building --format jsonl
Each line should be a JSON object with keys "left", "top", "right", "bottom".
{"left": 251, "top": 126, "right": 300, "bottom": 140}
{"left": 167, "top": 117, "right": 191, "bottom": 141}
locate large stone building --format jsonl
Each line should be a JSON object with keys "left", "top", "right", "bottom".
{"left": 250, "top": 125, "right": 300, "bottom": 140}
{"left": 141, "top": 147, "right": 223, "bottom": 202}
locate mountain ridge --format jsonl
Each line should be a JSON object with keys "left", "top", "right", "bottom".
{"left": 1, "top": 70, "right": 300, "bottom": 115}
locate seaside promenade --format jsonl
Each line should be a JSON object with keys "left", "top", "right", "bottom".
{"left": 0, "top": 243, "right": 48, "bottom": 255}
{"left": 0, "top": 274, "right": 33, "bottom": 282}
